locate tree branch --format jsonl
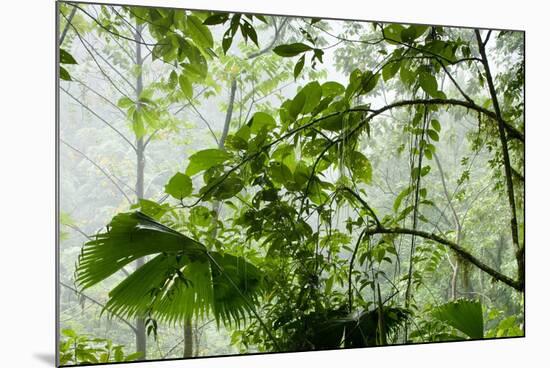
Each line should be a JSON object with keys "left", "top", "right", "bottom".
{"left": 60, "top": 281, "right": 137, "bottom": 333}
{"left": 59, "top": 6, "right": 77, "bottom": 45}
{"left": 247, "top": 18, "right": 289, "bottom": 59}
{"left": 350, "top": 98, "right": 523, "bottom": 142}
{"left": 340, "top": 187, "right": 381, "bottom": 228}
{"left": 365, "top": 226, "right": 522, "bottom": 291}
{"left": 68, "top": 3, "right": 162, "bottom": 46}
{"left": 61, "top": 86, "right": 137, "bottom": 151}
{"left": 187, "top": 99, "right": 219, "bottom": 146}
{"left": 61, "top": 10, "right": 136, "bottom": 97}
{"left": 73, "top": 78, "right": 127, "bottom": 116}
{"left": 61, "top": 139, "right": 133, "bottom": 204}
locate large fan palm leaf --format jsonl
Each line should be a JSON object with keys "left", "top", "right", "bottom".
{"left": 75, "top": 212, "right": 263, "bottom": 327}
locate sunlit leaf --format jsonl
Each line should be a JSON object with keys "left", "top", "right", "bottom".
{"left": 186, "top": 149, "right": 232, "bottom": 176}
{"left": 346, "top": 151, "right": 372, "bottom": 184}
{"left": 186, "top": 15, "right": 214, "bottom": 49}
{"left": 273, "top": 43, "right": 312, "bottom": 57}
{"left": 294, "top": 55, "right": 305, "bottom": 80}
{"left": 164, "top": 172, "right": 193, "bottom": 199}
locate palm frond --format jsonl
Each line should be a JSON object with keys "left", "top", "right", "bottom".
{"left": 75, "top": 212, "right": 263, "bottom": 327}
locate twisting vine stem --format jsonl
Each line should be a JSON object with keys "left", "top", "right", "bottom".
{"left": 475, "top": 30, "right": 524, "bottom": 290}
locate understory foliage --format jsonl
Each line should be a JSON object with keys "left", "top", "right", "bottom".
{"left": 59, "top": 329, "right": 142, "bottom": 365}
{"left": 59, "top": 1, "right": 524, "bottom": 364}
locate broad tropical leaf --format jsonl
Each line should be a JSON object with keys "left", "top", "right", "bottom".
{"left": 76, "top": 212, "right": 263, "bottom": 326}
{"left": 432, "top": 299, "right": 484, "bottom": 339}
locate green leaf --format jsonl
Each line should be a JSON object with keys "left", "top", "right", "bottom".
{"left": 393, "top": 186, "right": 413, "bottom": 212}
{"left": 124, "top": 352, "right": 144, "bottom": 362}
{"left": 203, "top": 13, "right": 229, "bottom": 25}
{"left": 382, "top": 61, "right": 400, "bottom": 81}
{"left": 186, "top": 149, "right": 232, "bottom": 176}
{"left": 164, "top": 172, "right": 193, "bottom": 199}
{"left": 60, "top": 66, "right": 72, "bottom": 81}
{"left": 419, "top": 72, "right": 438, "bottom": 97}
{"left": 152, "top": 37, "right": 175, "bottom": 62}
{"left": 400, "top": 26, "right": 420, "bottom": 43}
{"left": 117, "top": 97, "right": 134, "bottom": 109}
{"left": 254, "top": 14, "right": 268, "bottom": 24}
{"left": 346, "top": 68, "right": 363, "bottom": 99}
{"left": 319, "top": 113, "right": 343, "bottom": 132}
{"left": 432, "top": 299, "right": 484, "bottom": 339}
{"left": 190, "top": 206, "right": 212, "bottom": 227}
{"left": 169, "top": 69, "right": 181, "bottom": 88}
{"left": 114, "top": 347, "right": 123, "bottom": 362}
{"left": 293, "top": 161, "right": 312, "bottom": 188}
{"left": 99, "top": 352, "right": 109, "bottom": 363}
{"left": 321, "top": 81, "right": 345, "bottom": 97}
{"left": 384, "top": 24, "right": 405, "bottom": 43}
{"left": 412, "top": 25, "right": 429, "bottom": 39}
{"left": 289, "top": 91, "right": 306, "bottom": 119}
{"left": 427, "top": 129, "right": 439, "bottom": 142}
{"left": 273, "top": 43, "right": 312, "bottom": 57}
{"left": 131, "top": 110, "right": 146, "bottom": 139}
{"left": 313, "top": 48, "right": 324, "bottom": 63}
{"left": 346, "top": 151, "right": 372, "bottom": 184}
{"left": 230, "top": 14, "right": 241, "bottom": 34}
{"left": 225, "top": 134, "right": 248, "bottom": 151}
{"left": 62, "top": 329, "right": 77, "bottom": 338}
{"left": 300, "top": 81, "right": 323, "bottom": 114}
{"left": 181, "top": 45, "right": 208, "bottom": 81}
{"left": 241, "top": 21, "right": 259, "bottom": 47}
{"left": 60, "top": 48, "right": 78, "bottom": 64}
{"left": 431, "top": 118, "right": 441, "bottom": 132}
{"left": 249, "top": 112, "right": 276, "bottom": 133}
{"left": 131, "top": 199, "right": 170, "bottom": 220}
{"left": 178, "top": 74, "right": 193, "bottom": 99}
{"left": 361, "top": 71, "right": 379, "bottom": 94}
{"left": 420, "top": 165, "right": 431, "bottom": 177}
{"left": 268, "top": 162, "right": 293, "bottom": 185}
{"left": 294, "top": 55, "right": 305, "bottom": 80}
{"left": 399, "top": 64, "right": 415, "bottom": 86}
{"left": 411, "top": 167, "right": 420, "bottom": 180}
{"left": 222, "top": 29, "right": 233, "bottom": 54}
{"left": 307, "top": 178, "right": 329, "bottom": 205}
{"left": 186, "top": 15, "right": 214, "bottom": 49}
{"left": 208, "top": 176, "right": 244, "bottom": 200}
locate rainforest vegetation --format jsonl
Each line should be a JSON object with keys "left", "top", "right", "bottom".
{"left": 58, "top": 1, "right": 524, "bottom": 365}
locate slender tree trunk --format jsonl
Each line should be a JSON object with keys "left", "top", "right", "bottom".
{"left": 183, "top": 316, "right": 194, "bottom": 357}
{"left": 210, "top": 78, "right": 238, "bottom": 237}
{"left": 219, "top": 79, "right": 237, "bottom": 148}
{"left": 134, "top": 23, "right": 147, "bottom": 359}
{"left": 450, "top": 261, "right": 458, "bottom": 300}
{"left": 475, "top": 30, "right": 524, "bottom": 290}
{"left": 194, "top": 324, "right": 200, "bottom": 356}
{"left": 461, "top": 261, "right": 474, "bottom": 299}
{"left": 59, "top": 7, "right": 77, "bottom": 45}
{"left": 180, "top": 78, "right": 238, "bottom": 357}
